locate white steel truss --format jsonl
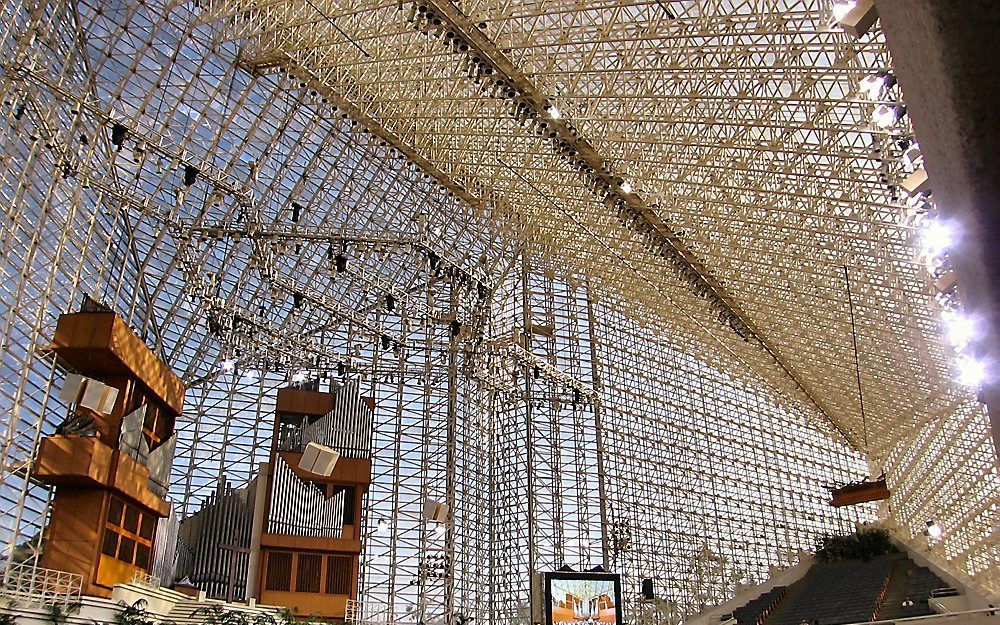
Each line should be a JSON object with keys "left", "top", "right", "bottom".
{"left": 0, "top": 2, "right": 995, "bottom": 624}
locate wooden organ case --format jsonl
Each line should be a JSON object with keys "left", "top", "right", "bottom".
{"left": 252, "top": 381, "right": 373, "bottom": 620}
{"left": 32, "top": 307, "right": 184, "bottom": 597}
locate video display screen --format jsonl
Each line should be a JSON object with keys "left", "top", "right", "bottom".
{"left": 544, "top": 572, "right": 622, "bottom": 625}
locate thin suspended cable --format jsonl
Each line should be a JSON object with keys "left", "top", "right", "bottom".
{"left": 844, "top": 265, "right": 869, "bottom": 453}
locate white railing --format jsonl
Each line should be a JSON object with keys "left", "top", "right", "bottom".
{"left": 345, "top": 599, "right": 396, "bottom": 625}
{"left": 839, "top": 607, "right": 1000, "bottom": 625}
{"left": 0, "top": 562, "right": 82, "bottom": 607}
{"left": 129, "top": 570, "right": 161, "bottom": 588}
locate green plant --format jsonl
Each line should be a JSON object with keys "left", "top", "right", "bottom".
{"left": 116, "top": 599, "right": 156, "bottom": 625}
{"left": 44, "top": 601, "right": 81, "bottom": 625}
{"left": 273, "top": 609, "right": 295, "bottom": 625}
{"left": 815, "top": 527, "right": 897, "bottom": 562}
{"left": 190, "top": 606, "right": 259, "bottom": 625}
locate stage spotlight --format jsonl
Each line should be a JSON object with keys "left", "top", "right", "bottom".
{"left": 620, "top": 180, "right": 633, "bottom": 193}
{"left": 546, "top": 105, "right": 561, "bottom": 120}
{"left": 336, "top": 253, "right": 349, "bottom": 273}
{"left": 921, "top": 220, "right": 957, "bottom": 258}
{"left": 925, "top": 520, "right": 943, "bottom": 540}
{"left": 377, "top": 518, "right": 390, "bottom": 535}
{"left": 872, "top": 104, "right": 902, "bottom": 129}
{"left": 832, "top": 0, "right": 856, "bottom": 21}
{"left": 386, "top": 294, "right": 396, "bottom": 312}
{"left": 221, "top": 358, "right": 235, "bottom": 373}
{"left": 858, "top": 74, "right": 883, "bottom": 99}
{"left": 110, "top": 123, "right": 128, "bottom": 149}
{"left": 183, "top": 164, "right": 199, "bottom": 186}
{"left": 942, "top": 311, "right": 976, "bottom": 349}
{"left": 956, "top": 355, "right": 987, "bottom": 388}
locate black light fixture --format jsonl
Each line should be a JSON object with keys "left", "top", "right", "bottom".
{"left": 183, "top": 164, "right": 199, "bottom": 186}
{"left": 110, "top": 122, "right": 127, "bottom": 149}
{"left": 335, "top": 252, "right": 349, "bottom": 273}
{"left": 381, "top": 334, "right": 391, "bottom": 350}
{"left": 450, "top": 319, "right": 462, "bottom": 337}
{"left": 428, "top": 250, "right": 441, "bottom": 270}
{"left": 291, "top": 201, "right": 303, "bottom": 223}
{"left": 293, "top": 292, "right": 304, "bottom": 308}
{"left": 386, "top": 294, "right": 396, "bottom": 312}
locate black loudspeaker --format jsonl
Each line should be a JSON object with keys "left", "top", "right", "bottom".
{"left": 641, "top": 578, "right": 654, "bottom": 600}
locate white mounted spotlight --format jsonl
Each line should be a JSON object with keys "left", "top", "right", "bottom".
{"left": 925, "top": 520, "right": 943, "bottom": 540}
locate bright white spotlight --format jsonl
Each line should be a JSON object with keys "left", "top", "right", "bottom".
{"left": 941, "top": 311, "right": 976, "bottom": 349}
{"left": 956, "top": 355, "right": 987, "bottom": 388}
{"left": 221, "top": 359, "right": 235, "bottom": 373}
{"left": 832, "top": 0, "right": 857, "bottom": 21}
{"left": 244, "top": 369, "right": 259, "bottom": 381}
{"left": 859, "top": 74, "right": 883, "bottom": 99}
{"left": 921, "top": 220, "right": 957, "bottom": 257}
{"left": 434, "top": 522, "right": 447, "bottom": 535}
{"left": 292, "top": 371, "right": 305, "bottom": 383}
{"left": 925, "top": 521, "right": 943, "bottom": 540}
{"left": 872, "top": 104, "right": 898, "bottom": 128}
{"left": 547, "top": 105, "right": 561, "bottom": 120}
{"left": 620, "top": 180, "right": 633, "bottom": 194}
{"left": 377, "top": 518, "right": 390, "bottom": 535}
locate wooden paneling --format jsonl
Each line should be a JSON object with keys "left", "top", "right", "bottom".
{"left": 52, "top": 312, "right": 185, "bottom": 413}
{"left": 95, "top": 554, "right": 145, "bottom": 590}
{"left": 33, "top": 436, "right": 112, "bottom": 486}
{"left": 276, "top": 388, "right": 336, "bottom": 416}
{"left": 259, "top": 533, "right": 362, "bottom": 554}
{"left": 276, "top": 452, "right": 371, "bottom": 486}
{"left": 33, "top": 435, "right": 169, "bottom": 516}
{"left": 259, "top": 590, "right": 348, "bottom": 618}
{"left": 40, "top": 489, "right": 109, "bottom": 597}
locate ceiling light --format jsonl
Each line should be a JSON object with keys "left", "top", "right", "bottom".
{"left": 377, "top": 518, "right": 390, "bottom": 535}
{"left": 620, "top": 180, "right": 633, "bottom": 194}
{"left": 244, "top": 369, "right": 259, "bottom": 381}
{"left": 872, "top": 104, "right": 900, "bottom": 129}
{"left": 832, "top": 0, "right": 857, "bottom": 21}
{"left": 941, "top": 311, "right": 976, "bottom": 349}
{"left": 547, "top": 105, "right": 561, "bottom": 119}
{"left": 292, "top": 371, "right": 305, "bottom": 383}
{"left": 925, "top": 521, "right": 943, "bottom": 540}
{"left": 859, "top": 74, "right": 883, "bottom": 99}
{"left": 921, "top": 220, "right": 957, "bottom": 258}
{"left": 956, "top": 355, "right": 987, "bottom": 388}
{"left": 221, "top": 359, "right": 235, "bottom": 372}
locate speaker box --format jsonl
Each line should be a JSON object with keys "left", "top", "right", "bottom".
{"left": 298, "top": 441, "right": 340, "bottom": 476}
{"left": 837, "top": 0, "right": 878, "bottom": 38}
{"left": 423, "top": 497, "right": 449, "bottom": 523}
{"left": 59, "top": 373, "right": 86, "bottom": 403}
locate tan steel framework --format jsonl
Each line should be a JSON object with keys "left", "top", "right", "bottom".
{"left": 0, "top": 1, "right": 995, "bottom": 623}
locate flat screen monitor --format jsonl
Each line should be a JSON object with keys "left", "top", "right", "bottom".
{"left": 544, "top": 572, "right": 622, "bottom": 625}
